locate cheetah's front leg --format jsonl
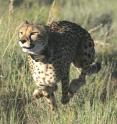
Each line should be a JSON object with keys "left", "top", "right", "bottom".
{"left": 61, "top": 78, "right": 70, "bottom": 104}
{"left": 45, "top": 92, "right": 58, "bottom": 111}
{"left": 33, "top": 88, "right": 45, "bottom": 99}
{"left": 33, "top": 87, "right": 58, "bottom": 112}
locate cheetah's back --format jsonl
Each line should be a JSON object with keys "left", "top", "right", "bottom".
{"left": 49, "top": 21, "right": 95, "bottom": 68}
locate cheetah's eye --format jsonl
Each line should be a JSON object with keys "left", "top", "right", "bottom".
{"left": 19, "top": 32, "right": 23, "bottom": 35}
{"left": 30, "top": 32, "right": 39, "bottom": 36}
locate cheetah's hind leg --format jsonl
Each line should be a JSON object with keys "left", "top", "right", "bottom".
{"left": 69, "top": 62, "right": 101, "bottom": 97}
{"left": 69, "top": 70, "right": 86, "bottom": 98}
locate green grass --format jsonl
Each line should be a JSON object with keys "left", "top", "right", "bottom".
{"left": 0, "top": 0, "right": 117, "bottom": 124}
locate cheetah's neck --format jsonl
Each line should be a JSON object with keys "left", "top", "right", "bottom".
{"left": 29, "top": 46, "right": 51, "bottom": 63}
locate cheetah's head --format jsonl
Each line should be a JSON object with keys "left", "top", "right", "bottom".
{"left": 18, "top": 21, "right": 48, "bottom": 55}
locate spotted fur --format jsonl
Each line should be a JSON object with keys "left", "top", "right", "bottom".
{"left": 18, "top": 20, "right": 101, "bottom": 111}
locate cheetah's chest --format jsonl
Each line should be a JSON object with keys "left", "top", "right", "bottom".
{"left": 29, "top": 58, "right": 57, "bottom": 87}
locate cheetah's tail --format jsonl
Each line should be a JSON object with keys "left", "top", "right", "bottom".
{"left": 85, "top": 62, "right": 101, "bottom": 75}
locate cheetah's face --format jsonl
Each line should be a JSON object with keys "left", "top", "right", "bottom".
{"left": 18, "top": 21, "right": 48, "bottom": 55}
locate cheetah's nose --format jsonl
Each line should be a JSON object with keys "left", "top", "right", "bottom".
{"left": 18, "top": 40, "right": 27, "bottom": 47}
{"left": 20, "top": 39, "right": 27, "bottom": 44}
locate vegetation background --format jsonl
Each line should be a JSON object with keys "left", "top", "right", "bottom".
{"left": 0, "top": 0, "right": 117, "bottom": 124}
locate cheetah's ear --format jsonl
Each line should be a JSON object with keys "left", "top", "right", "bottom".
{"left": 24, "top": 20, "right": 29, "bottom": 24}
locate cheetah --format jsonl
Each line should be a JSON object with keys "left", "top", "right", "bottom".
{"left": 18, "top": 20, "right": 101, "bottom": 111}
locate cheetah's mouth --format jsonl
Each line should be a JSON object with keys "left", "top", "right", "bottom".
{"left": 22, "top": 44, "right": 35, "bottom": 49}
{"left": 20, "top": 42, "right": 47, "bottom": 55}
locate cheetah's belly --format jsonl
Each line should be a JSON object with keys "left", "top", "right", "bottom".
{"left": 31, "top": 60, "right": 57, "bottom": 88}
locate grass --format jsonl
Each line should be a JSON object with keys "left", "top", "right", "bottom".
{"left": 0, "top": 0, "right": 117, "bottom": 124}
